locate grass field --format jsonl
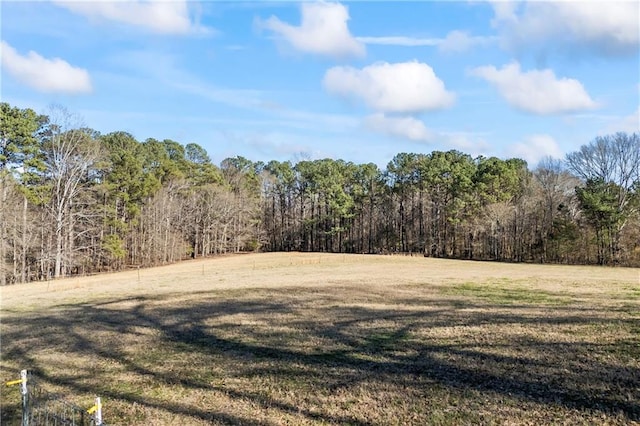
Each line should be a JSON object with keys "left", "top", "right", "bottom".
{"left": 1, "top": 253, "right": 639, "bottom": 425}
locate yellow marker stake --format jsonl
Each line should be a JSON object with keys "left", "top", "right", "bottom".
{"left": 88, "top": 397, "right": 103, "bottom": 425}
{"left": 87, "top": 399, "right": 102, "bottom": 413}
{"left": 5, "top": 379, "right": 24, "bottom": 386}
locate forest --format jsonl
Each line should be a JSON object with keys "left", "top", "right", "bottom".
{"left": 1, "top": 102, "right": 639, "bottom": 284}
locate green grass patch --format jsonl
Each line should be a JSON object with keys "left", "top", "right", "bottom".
{"left": 442, "top": 280, "right": 572, "bottom": 305}
{"left": 625, "top": 286, "right": 640, "bottom": 299}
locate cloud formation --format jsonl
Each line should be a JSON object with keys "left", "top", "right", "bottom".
{"left": 506, "top": 134, "right": 563, "bottom": 166}
{"left": 357, "top": 31, "right": 496, "bottom": 53}
{"left": 438, "top": 30, "right": 497, "bottom": 53}
{"left": 324, "top": 61, "right": 455, "bottom": 113}
{"left": 491, "top": 1, "right": 639, "bottom": 57}
{"left": 364, "top": 113, "right": 433, "bottom": 143}
{"left": 53, "top": 0, "right": 209, "bottom": 35}
{"left": 1, "top": 41, "right": 92, "bottom": 94}
{"left": 605, "top": 107, "right": 640, "bottom": 134}
{"left": 471, "top": 62, "right": 597, "bottom": 115}
{"left": 259, "top": 2, "right": 365, "bottom": 59}
{"left": 356, "top": 36, "right": 440, "bottom": 47}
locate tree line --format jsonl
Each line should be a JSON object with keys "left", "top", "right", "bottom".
{"left": 1, "top": 102, "right": 639, "bottom": 284}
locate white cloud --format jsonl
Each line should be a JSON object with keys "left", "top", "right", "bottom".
{"left": 1, "top": 41, "right": 92, "bottom": 94}
{"left": 605, "top": 107, "right": 640, "bottom": 134}
{"left": 438, "top": 31, "right": 497, "bottom": 53}
{"left": 440, "top": 132, "right": 491, "bottom": 157}
{"left": 506, "top": 134, "right": 563, "bottom": 166}
{"left": 471, "top": 62, "right": 598, "bottom": 115}
{"left": 357, "top": 31, "right": 496, "bottom": 53}
{"left": 53, "top": 0, "right": 210, "bottom": 35}
{"left": 489, "top": 1, "right": 517, "bottom": 24}
{"left": 356, "top": 36, "right": 439, "bottom": 47}
{"left": 491, "top": 1, "right": 639, "bottom": 56}
{"left": 258, "top": 2, "right": 365, "bottom": 59}
{"left": 324, "top": 61, "right": 455, "bottom": 113}
{"left": 364, "top": 113, "right": 433, "bottom": 143}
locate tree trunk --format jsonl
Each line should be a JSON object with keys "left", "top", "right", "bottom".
{"left": 0, "top": 176, "right": 6, "bottom": 286}
{"left": 21, "top": 195, "right": 27, "bottom": 283}
{"left": 54, "top": 207, "right": 64, "bottom": 278}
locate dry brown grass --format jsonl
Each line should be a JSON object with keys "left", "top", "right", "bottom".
{"left": 1, "top": 253, "right": 639, "bottom": 425}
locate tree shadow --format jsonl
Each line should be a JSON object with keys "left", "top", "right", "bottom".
{"left": 1, "top": 287, "right": 638, "bottom": 424}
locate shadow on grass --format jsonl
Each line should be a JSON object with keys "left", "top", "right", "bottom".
{"left": 1, "top": 287, "right": 639, "bottom": 425}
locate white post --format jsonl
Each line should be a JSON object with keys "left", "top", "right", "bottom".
{"left": 94, "top": 397, "right": 102, "bottom": 426}
{"left": 20, "top": 369, "right": 28, "bottom": 426}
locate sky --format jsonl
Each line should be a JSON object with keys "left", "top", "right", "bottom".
{"left": 1, "top": 0, "right": 639, "bottom": 168}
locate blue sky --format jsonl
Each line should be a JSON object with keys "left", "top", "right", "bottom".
{"left": 2, "top": 1, "right": 639, "bottom": 168}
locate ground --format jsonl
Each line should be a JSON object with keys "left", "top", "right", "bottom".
{"left": 1, "top": 253, "right": 639, "bottom": 425}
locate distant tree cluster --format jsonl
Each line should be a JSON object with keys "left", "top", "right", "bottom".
{"left": 1, "top": 102, "right": 639, "bottom": 283}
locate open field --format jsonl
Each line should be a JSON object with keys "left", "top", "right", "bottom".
{"left": 1, "top": 253, "right": 639, "bottom": 425}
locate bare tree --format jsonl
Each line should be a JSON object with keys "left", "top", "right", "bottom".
{"left": 41, "top": 106, "right": 102, "bottom": 278}
{"left": 534, "top": 157, "right": 582, "bottom": 261}
{"left": 566, "top": 132, "right": 640, "bottom": 264}
{"left": 0, "top": 174, "right": 19, "bottom": 284}
{"left": 566, "top": 133, "right": 640, "bottom": 192}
